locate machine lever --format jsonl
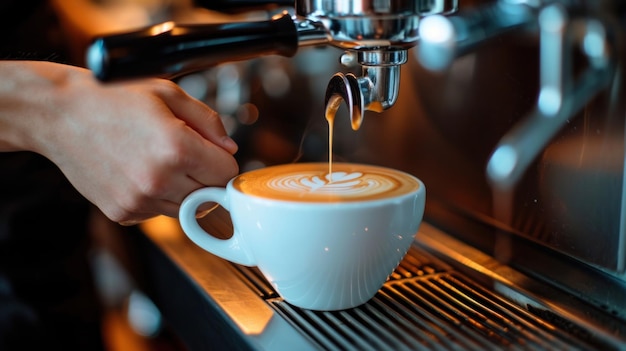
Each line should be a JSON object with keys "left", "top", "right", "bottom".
{"left": 86, "top": 12, "right": 298, "bottom": 81}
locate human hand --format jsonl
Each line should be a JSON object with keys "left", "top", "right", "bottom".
{"left": 0, "top": 61, "right": 239, "bottom": 224}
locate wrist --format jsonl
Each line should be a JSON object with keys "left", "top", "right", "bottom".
{"left": 0, "top": 61, "right": 80, "bottom": 155}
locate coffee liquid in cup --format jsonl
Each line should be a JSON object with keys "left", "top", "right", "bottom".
{"left": 233, "top": 163, "right": 421, "bottom": 202}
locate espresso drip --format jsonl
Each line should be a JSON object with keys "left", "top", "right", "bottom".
{"left": 325, "top": 95, "right": 338, "bottom": 179}
{"left": 325, "top": 92, "right": 364, "bottom": 181}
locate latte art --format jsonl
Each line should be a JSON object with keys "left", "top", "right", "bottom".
{"left": 269, "top": 171, "right": 395, "bottom": 197}
{"left": 233, "top": 163, "right": 420, "bottom": 202}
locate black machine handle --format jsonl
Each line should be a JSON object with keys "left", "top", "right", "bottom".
{"left": 193, "top": 0, "right": 294, "bottom": 11}
{"left": 86, "top": 12, "right": 298, "bottom": 81}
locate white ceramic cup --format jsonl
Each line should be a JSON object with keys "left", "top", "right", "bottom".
{"left": 179, "top": 162, "right": 426, "bottom": 310}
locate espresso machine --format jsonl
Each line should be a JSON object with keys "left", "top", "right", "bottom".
{"left": 85, "top": 0, "right": 626, "bottom": 349}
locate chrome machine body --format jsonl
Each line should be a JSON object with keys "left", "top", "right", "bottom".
{"left": 415, "top": 0, "right": 625, "bottom": 310}
{"left": 86, "top": 0, "right": 457, "bottom": 126}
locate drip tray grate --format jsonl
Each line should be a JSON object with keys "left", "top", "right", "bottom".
{"left": 231, "top": 247, "right": 610, "bottom": 350}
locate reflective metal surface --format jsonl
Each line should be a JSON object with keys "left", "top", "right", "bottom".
{"left": 296, "top": 0, "right": 448, "bottom": 49}
{"left": 410, "top": 0, "right": 625, "bottom": 276}
{"left": 296, "top": 0, "right": 458, "bottom": 127}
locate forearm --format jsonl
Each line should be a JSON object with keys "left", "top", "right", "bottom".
{"left": 0, "top": 60, "right": 74, "bottom": 154}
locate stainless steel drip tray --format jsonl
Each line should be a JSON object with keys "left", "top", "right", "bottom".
{"left": 132, "top": 216, "right": 626, "bottom": 351}
{"left": 269, "top": 274, "right": 590, "bottom": 350}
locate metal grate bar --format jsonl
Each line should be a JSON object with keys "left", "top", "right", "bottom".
{"left": 357, "top": 302, "right": 439, "bottom": 351}
{"left": 230, "top": 265, "right": 279, "bottom": 298}
{"left": 271, "top": 301, "right": 347, "bottom": 350}
{"left": 410, "top": 278, "right": 526, "bottom": 346}
{"left": 389, "top": 247, "right": 443, "bottom": 280}
{"left": 436, "top": 275, "right": 583, "bottom": 350}
{"left": 368, "top": 293, "right": 472, "bottom": 351}
{"left": 382, "top": 281, "right": 502, "bottom": 350}
{"left": 272, "top": 301, "right": 379, "bottom": 351}
{"left": 332, "top": 309, "right": 402, "bottom": 350}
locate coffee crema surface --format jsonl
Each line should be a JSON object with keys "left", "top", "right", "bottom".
{"left": 233, "top": 163, "right": 421, "bottom": 202}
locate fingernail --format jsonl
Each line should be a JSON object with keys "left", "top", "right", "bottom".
{"left": 118, "top": 220, "right": 140, "bottom": 226}
{"left": 222, "top": 136, "right": 238, "bottom": 154}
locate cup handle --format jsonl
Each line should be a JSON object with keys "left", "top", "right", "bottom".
{"left": 179, "top": 188, "right": 256, "bottom": 266}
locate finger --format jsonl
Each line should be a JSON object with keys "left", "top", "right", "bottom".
{"left": 196, "top": 202, "right": 219, "bottom": 218}
{"left": 158, "top": 83, "right": 239, "bottom": 154}
{"left": 117, "top": 199, "right": 181, "bottom": 224}
{"left": 111, "top": 174, "right": 200, "bottom": 222}
{"left": 184, "top": 141, "right": 240, "bottom": 187}
{"left": 153, "top": 199, "right": 181, "bottom": 218}
{"left": 149, "top": 176, "right": 220, "bottom": 218}
{"left": 143, "top": 168, "right": 205, "bottom": 205}
{"left": 118, "top": 220, "right": 143, "bottom": 226}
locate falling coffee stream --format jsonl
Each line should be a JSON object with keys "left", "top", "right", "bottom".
{"left": 326, "top": 109, "right": 334, "bottom": 179}
{"left": 325, "top": 95, "right": 340, "bottom": 181}
{"left": 325, "top": 94, "right": 363, "bottom": 182}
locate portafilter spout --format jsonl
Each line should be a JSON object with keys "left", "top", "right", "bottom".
{"left": 301, "top": 0, "right": 456, "bottom": 127}
{"left": 325, "top": 50, "right": 406, "bottom": 130}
